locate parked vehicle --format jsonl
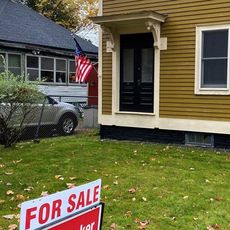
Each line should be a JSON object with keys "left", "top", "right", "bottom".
{"left": 33, "top": 95, "right": 81, "bottom": 135}
{"left": 0, "top": 95, "right": 81, "bottom": 137}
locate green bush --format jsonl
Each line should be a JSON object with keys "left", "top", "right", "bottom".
{"left": 0, "top": 69, "right": 42, "bottom": 147}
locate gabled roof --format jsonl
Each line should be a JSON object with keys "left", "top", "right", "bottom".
{"left": 0, "top": 0, "right": 98, "bottom": 54}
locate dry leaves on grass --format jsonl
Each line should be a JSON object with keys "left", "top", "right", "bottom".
{"left": 110, "top": 223, "right": 116, "bottom": 230}
{"left": 8, "top": 224, "right": 17, "bottom": 230}
{"left": 113, "top": 180, "right": 118, "bottom": 185}
{"left": 103, "top": 185, "right": 110, "bottom": 190}
{"left": 66, "top": 183, "right": 75, "bottom": 189}
{"left": 13, "top": 159, "right": 22, "bottom": 164}
{"left": 41, "top": 191, "right": 49, "bottom": 197}
{"left": 0, "top": 200, "right": 5, "bottom": 205}
{"left": 24, "top": 186, "right": 34, "bottom": 192}
{"left": 128, "top": 187, "right": 136, "bottom": 194}
{"left": 55, "top": 175, "right": 64, "bottom": 180}
{"left": 138, "top": 220, "right": 149, "bottom": 229}
{"left": 6, "top": 190, "right": 14, "bottom": 195}
{"left": 69, "top": 177, "right": 77, "bottom": 181}
{"left": 16, "top": 194, "right": 26, "bottom": 201}
{"left": 207, "top": 224, "right": 221, "bottom": 230}
{"left": 3, "top": 214, "right": 15, "bottom": 220}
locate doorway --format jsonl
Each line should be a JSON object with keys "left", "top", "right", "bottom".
{"left": 120, "top": 33, "right": 154, "bottom": 113}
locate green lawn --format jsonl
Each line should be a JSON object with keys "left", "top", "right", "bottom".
{"left": 0, "top": 131, "right": 229, "bottom": 229}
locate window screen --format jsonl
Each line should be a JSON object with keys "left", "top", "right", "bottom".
{"left": 201, "top": 30, "right": 228, "bottom": 88}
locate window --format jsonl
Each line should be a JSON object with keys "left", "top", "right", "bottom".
{"left": 27, "top": 56, "right": 39, "bottom": 81}
{"left": 41, "top": 57, "right": 54, "bottom": 82}
{"left": 56, "top": 59, "right": 67, "bottom": 83}
{"left": 185, "top": 132, "right": 213, "bottom": 147}
{"left": 196, "top": 25, "right": 230, "bottom": 94}
{"left": 0, "top": 52, "right": 21, "bottom": 75}
{"left": 26, "top": 56, "right": 72, "bottom": 84}
{"left": 0, "top": 53, "right": 5, "bottom": 72}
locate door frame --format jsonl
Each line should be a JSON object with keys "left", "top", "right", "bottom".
{"left": 119, "top": 33, "right": 154, "bottom": 113}
{"left": 113, "top": 26, "right": 160, "bottom": 120}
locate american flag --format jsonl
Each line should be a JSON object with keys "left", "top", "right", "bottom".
{"left": 74, "top": 38, "right": 93, "bottom": 83}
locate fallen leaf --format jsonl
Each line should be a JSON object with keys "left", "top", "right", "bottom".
{"left": 128, "top": 187, "right": 136, "bottom": 194}
{"left": 3, "top": 214, "right": 15, "bottom": 220}
{"left": 214, "top": 196, "right": 223, "bottom": 202}
{"left": 54, "top": 175, "right": 64, "bottom": 180}
{"left": 13, "top": 159, "right": 22, "bottom": 164}
{"left": 0, "top": 164, "right": 5, "bottom": 168}
{"left": 113, "top": 180, "right": 118, "bottom": 185}
{"left": 6, "top": 183, "right": 12, "bottom": 186}
{"left": 41, "top": 191, "right": 49, "bottom": 197}
{"left": 207, "top": 224, "right": 220, "bottom": 230}
{"left": 142, "top": 197, "right": 147, "bottom": 202}
{"left": 24, "top": 186, "right": 34, "bottom": 192}
{"left": 103, "top": 185, "right": 110, "bottom": 190}
{"left": 125, "top": 211, "right": 132, "bottom": 217}
{"left": 5, "top": 172, "right": 13, "bottom": 175}
{"left": 16, "top": 194, "right": 26, "bottom": 201}
{"left": 0, "top": 200, "right": 5, "bottom": 205}
{"left": 6, "top": 190, "right": 14, "bottom": 195}
{"left": 110, "top": 223, "right": 116, "bottom": 230}
{"left": 69, "top": 177, "right": 77, "bottom": 181}
{"left": 138, "top": 220, "right": 149, "bottom": 229}
{"left": 66, "top": 183, "right": 75, "bottom": 189}
{"left": 132, "top": 197, "right": 136, "bottom": 201}
{"left": 0, "top": 226, "right": 3, "bottom": 230}
{"left": 8, "top": 224, "right": 17, "bottom": 230}
{"left": 183, "top": 196, "right": 189, "bottom": 199}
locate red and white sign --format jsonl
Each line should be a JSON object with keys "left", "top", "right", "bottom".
{"left": 48, "top": 204, "right": 103, "bottom": 230}
{"left": 20, "top": 179, "right": 101, "bottom": 230}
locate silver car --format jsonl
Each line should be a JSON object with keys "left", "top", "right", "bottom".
{"left": 32, "top": 95, "right": 81, "bottom": 135}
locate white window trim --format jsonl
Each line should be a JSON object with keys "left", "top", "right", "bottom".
{"left": 195, "top": 24, "right": 230, "bottom": 95}
{"left": 25, "top": 54, "right": 87, "bottom": 86}
{"left": 0, "top": 52, "right": 22, "bottom": 74}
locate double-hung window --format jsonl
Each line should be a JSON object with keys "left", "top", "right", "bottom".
{"left": 196, "top": 25, "right": 230, "bottom": 94}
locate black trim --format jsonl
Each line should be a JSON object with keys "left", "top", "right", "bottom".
{"left": 100, "top": 125, "right": 185, "bottom": 145}
{"left": 100, "top": 125, "right": 230, "bottom": 149}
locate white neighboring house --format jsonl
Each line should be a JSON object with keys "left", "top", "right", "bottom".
{"left": 0, "top": 0, "right": 98, "bottom": 104}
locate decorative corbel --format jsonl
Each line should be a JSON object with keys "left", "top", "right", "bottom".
{"left": 101, "top": 26, "right": 115, "bottom": 52}
{"left": 145, "top": 20, "right": 161, "bottom": 49}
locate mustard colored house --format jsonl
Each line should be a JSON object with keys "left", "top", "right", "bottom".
{"left": 92, "top": 0, "right": 230, "bottom": 148}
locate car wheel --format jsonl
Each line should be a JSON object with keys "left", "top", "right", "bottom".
{"left": 58, "top": 114, "right": 77, "bottom": 135}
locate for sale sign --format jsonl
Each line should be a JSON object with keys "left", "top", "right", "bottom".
{"left": 48, "top": 203, "right": 103, "bottom": 230}
{"left": 20, "top": 179, "right": 101, "bottom": 230}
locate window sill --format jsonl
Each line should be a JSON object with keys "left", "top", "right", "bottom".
{"left": 195, "top": 88, "right": 230, "bottom": 95}
{"left": 115, "top": 111, "right": 155, "bottom": 116}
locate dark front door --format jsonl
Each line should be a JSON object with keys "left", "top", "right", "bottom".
{"left": 120, "top": 33, "right": 154, "bottom": 113}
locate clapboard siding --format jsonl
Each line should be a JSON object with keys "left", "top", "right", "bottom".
{"left": 102, "top": 0, "right": 230, "bottom": 120}
{"left": 102, "top": 34, "right": 112, "bottom": 114}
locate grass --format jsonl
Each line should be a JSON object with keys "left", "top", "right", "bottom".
{"left": 0, "top": 130, "right": 229, "bottom": 229}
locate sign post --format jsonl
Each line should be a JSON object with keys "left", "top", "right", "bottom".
{"left": 20, "top": 179, "right": 103, "bottom": 230}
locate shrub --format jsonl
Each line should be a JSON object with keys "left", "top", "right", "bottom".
{"left": 0, "top": 68, "right": 42, "bottom": 147}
